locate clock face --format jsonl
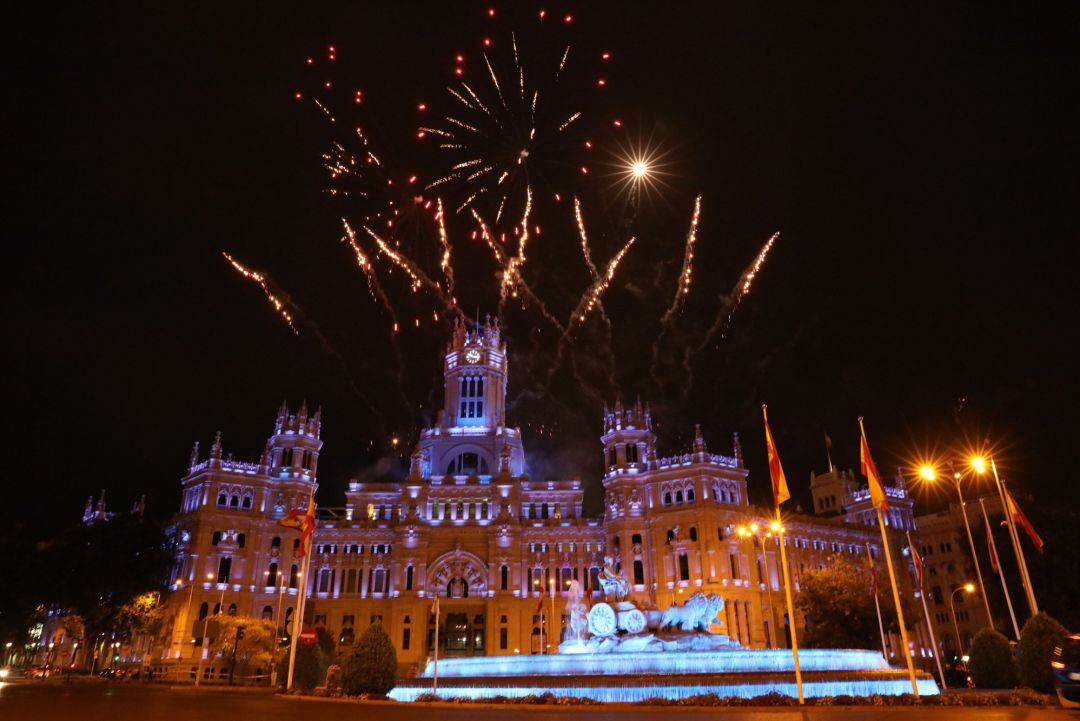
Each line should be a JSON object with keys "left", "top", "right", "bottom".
{"left": 465, "top": 349, "right": 481, "bottom": 364}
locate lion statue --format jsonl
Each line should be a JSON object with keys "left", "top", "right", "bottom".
{"left": 660, "top": 591, "right": 725, "bottom": 632}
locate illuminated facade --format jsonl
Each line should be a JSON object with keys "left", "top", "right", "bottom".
{"left": 158, "top": 319, "right": 966, "bottom": 678}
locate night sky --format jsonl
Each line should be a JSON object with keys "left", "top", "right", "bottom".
{"left": 8, "top": 1, "right": 1079, "bottom": 537}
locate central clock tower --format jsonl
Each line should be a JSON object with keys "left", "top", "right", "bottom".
{"left": 416, "top": 316, "right": 525, "bottom": 478}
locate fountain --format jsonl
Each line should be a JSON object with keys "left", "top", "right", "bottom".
{"left": 390, "top": 561, "right": 939, "bottom": 702}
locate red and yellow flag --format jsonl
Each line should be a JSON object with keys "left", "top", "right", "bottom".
{"left": 762, "top": 405, "right": 790, "bottom": 508}
{"left": 858, "top": 417, "right": 889, "bottom": 511}
{"left": 910, "top": 542, "right": 924, "bottom": 590}
{"left": 277, "top": 485, "right": 317, "bottom": 558}
{"left": 1004, "top": 487, "right": 1044, "bottom": 553}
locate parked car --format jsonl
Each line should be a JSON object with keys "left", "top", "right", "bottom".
{"left": 1051, "top": 633, "right": 1080, "bottom": 708}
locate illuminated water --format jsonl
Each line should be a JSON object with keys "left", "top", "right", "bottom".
{"left": 389, "top": 649, "right": 940, "bottom": 702}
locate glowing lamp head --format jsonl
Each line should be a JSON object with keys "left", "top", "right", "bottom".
{"left": 919, "top": 465, "right": 936, "bottom": 482}
{"left": 736, "top": 526, "right": 748, "bottom": 538}
{"left": 631, "top": 161, "right": 648, "bottom": 179}
{"left": 769, "top": 521, "right": 782, "bottom": 533}
{"left": 964, "top": 583, "right": 976, "bottom": 593}
{"left": 970, "top": 456, "right": 987, "bottom": 474}
{"left": 749, "top": 522, "right": 760, "bottom": 533}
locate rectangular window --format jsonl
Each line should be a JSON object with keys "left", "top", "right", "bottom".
{"left": 633, "top": 560, "right": 645, "bottom": 585}
{"left": 679, "top": 553, "right": 690, "bottom": 581}
{"left": 217, "top": 557, "right": 231, "bottom": 584}
{"left": 500, "top": 565, "right": 508, "bottom": 590}
{"left": 500, "top": 627, "right": 508, "bottom": 650}
{"left": 729, "top": 552, "right": 740, "bottom": 580}
{"left": 402, "top": 628, "right": 411, "bottom": 650}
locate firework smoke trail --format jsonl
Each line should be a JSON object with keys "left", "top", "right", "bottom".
{"left": 222, "top": 252, "right": 298, "bottom": 333}
{"left": 435, "top": 198, "right": 455, "bottom": 297}
{"left": 221, "top": 252, "right": 382, "bottom": 418}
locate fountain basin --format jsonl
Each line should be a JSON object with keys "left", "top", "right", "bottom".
{"left": 389, "top": 649, "right": 939, "bottom": 702}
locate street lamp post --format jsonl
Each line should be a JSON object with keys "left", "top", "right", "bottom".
{"left": 919, "top": 465, "right": 994, "bottom": 630}
{"left": 737, "top": 523, "right": 777, "bottom": 648}
{"left": 949, "top": 583, "right": 975, "bottom": 658}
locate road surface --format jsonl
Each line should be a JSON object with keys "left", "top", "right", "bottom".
{"left": 0, "top": 682, "right": 1070, "bottom": 720}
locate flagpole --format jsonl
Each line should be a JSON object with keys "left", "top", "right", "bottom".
{"left": 776, "top": 509, "right": 804, "bottom": 703}
{"left": 991, "top": 461, "right": 1039, "bottom": 615}
{"left": 908, "top": 532, "right": 946, "bottom": 690}
{"left": 980, "top": 498, "right": 1019, "bottom": 639}
{"left": 860, "top": 418, "right": 919, "bottom": 697}
{"left": 865, "top": 543, "right": 888, "bottom": 662}
{"left": 762, "top": 405, "right": 803, "bottom": 704}
{"left": 286, "top": 481, "right": 316, "bottom": 691}
{"left": 952, "top": 476, "right": 994, "bottom": 629}
{"left": 432, "top": 595, "right": 439, "bottom": 696}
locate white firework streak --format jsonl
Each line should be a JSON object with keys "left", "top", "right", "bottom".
{"left": 341, "top": 218, "right": 397, "bottom": 320}
{"left": 570, "top": 236, "right": 637, "bottom": 326}
{"left": 452, "top": 158, "right": 484, "bottom": 170}
{"left": 435, "top": 198, "right": 454, "bottom": 297}
{"left": 446, "top": 116, "right": 480, "bottom": 134}
{"left": 466, "top": 166, "right": 494, "bottom": 182}
{"left": 558, "top": 112, "right": 581, "bottom": 132}
{"left": 222, "top": 252, "right": 297, "bottom": 333}
{"left": 362, "top": 226, "right": 460, "bottom": 318}
{"left": 456, "top": 188, "right": 486, "bottom": 213}
{"left": 660, "top": 194, "right": 702, "bottom": 325}
{"left": 419, "top": 127, "right": 453, "bottom": 138}
{"left": 557, "top": 45, "right": 570, "bottom": 76}
{"left": 446, "top": 86, "right": 476, "bottom": 111}
{"left": 574, "top": 197, "right": 601, "bottom": 280}
{"left": 696, "top": 231, "right": 782, "bottom": 351}
{"left": 425, "top": 173, "right": 460, "bottom": 190}
{"left": 483, "top": 52, "right": 508, "bottom": 112}
{"left": 460, "top": 83, "right": 492, "bottom": 116}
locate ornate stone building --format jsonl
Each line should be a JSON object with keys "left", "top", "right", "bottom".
{"left": 156, "top": 320, "right": 982, "bottom": 679}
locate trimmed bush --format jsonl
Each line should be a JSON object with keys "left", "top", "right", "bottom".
{"left": 276, "top": 642, "right": 328, "bottom": 691}
{"left": 341, "top": 623, "right": 398, "bottom": 696}
{"left": 968, "top": 627, "right": 1018, "bottom": 689}
{"left": 1016, "top": 612, "right": 1067, "bottom": 693}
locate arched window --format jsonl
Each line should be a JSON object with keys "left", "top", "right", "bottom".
{"left": 689, "top": 527, "right": 698, "bottom": 542}
{"left": 242, "top": 495, "right": 252, "bottom": 509}
{"left": 198, "top": 602, "right": 209, "bottom": 620}
{"left": 633, "top": 560, "right": 645, "bottom": 585}
{"left": 236, "top": 533, "right": 246, "bottom": 548}
{"left": 664, "top": 492, "right": 672, "bottom": 505}
{"left": 227, "top": 603, "right": 237, "bottom": 615}
{"left": 211, "top": 531, "right": 222, "bottom": 546}
{"left": 217, "top": 493, "right": 227, "bottom": 507}
{"left": 666, "top": 528, "right": 675, "bottom": 542}
{"left": 267, "top": 562, "right": 279, "bottom": 587}
{"left": 229, "top": 495, "right": 239, "bottom": 508}
{"left": 405, "top": 565, "right": 414, "bottom": 591}
{"left": 261, "top": 605, "right": 273, "bottom": 620}
{"left": 271, "top": 536, "right": 281, "bottom": 548}
{"left": 500, "top": 564, "right": 509, "bottom": 590}
{"left": 631, "top": 533, "right": 642, "bottom": 545}
{"left": 687, "top": 488, "right": 695, "bottom": 502}
{"left": 289, "top": 563, "right": 299, "bottom": 588}
{"left": 446, "top": 452, "right": 489, "bottom": 475}
{"left": 675, "top": 490, "right": 684, "bottom": 503}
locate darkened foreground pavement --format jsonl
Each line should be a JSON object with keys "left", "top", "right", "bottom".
{"left": 0, "top": 683, "right": 1069, "bottom": 721}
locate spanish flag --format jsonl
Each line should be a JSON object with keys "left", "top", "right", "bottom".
{"left": 762, "top": 405, "right": 791, "bottom": 508}
{"left": 277, "top": 485, "right": 317, "bottom": 558}
{"left": 858, "top": 417, "right": 889, "bottom": 511}
{"left": 1004, "top": 486, "right": 1044, "bottom": 553}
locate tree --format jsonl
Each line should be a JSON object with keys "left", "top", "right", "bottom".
{"left": 968, "top": 628, "right": 1018, "bottom": 689}
{"left": 276, "top": 641, "right": 328, "bottom": 691}
{"left": 795, "top": 554, "right": 915, "bottom": 649}
{"left": 36, "top": 514, "right": 174, "bottom": 668}
{"left": 341, "top": 624, "right": 398, "bottom": 696}
{"left": 214, "top": 615, "right": 277, "bottom": 684}
{"left": 1016, "top": 612, "right": 1066, "bottom": 693}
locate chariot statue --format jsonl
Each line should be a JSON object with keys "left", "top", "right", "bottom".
{"left": 597, "top": 555, "right": 630, "bottom": 600}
